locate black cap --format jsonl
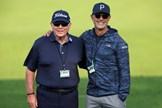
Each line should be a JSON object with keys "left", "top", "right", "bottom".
{"left": 51, "top": 10, "right": 70, "bottom": 23}
{"left": 92, "top": 2, "right": 110, "bottom": 15}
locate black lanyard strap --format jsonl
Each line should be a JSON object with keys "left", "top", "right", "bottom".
{"left": 91, "top": 36, "right": 105, "bottom": 60}
{"left": 55, "top": 43, "right": 69, "bottom": 69}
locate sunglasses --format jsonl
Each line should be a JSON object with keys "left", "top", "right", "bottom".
{"left": 53, "top": 21, "right": 69, "bottom": 27}
{"left": 95, "top": 13, "right": 109, "bottom": 19}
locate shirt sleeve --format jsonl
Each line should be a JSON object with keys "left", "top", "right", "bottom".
{"left": 23, "top": 42, "right": 39, "bottom": 72}
{"left": 116, "top": 41, "right": 130, "bottom": 101}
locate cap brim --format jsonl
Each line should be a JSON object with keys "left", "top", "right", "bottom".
{"left": 52, "top": 18, "right": 70, "bottom": 23}
{"left": 92, "top": 10, "right": 110, "bottom": 15}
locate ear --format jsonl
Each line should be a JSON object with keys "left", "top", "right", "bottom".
{"left": 107, "top": 15, "right": 111, "bottom": 21}
{"left": 91, "top": 15, "right": 95, "bottom": 22}
{"left": 50, "top": 22, "right": 53, "bottom": 26}
{"left": 66, "top": 23, "right": 71, "bottom": 32}
{"left": 68, "top": 22, "right": 71, "bottom": 28}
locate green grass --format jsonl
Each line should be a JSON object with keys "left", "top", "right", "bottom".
{"left": 0, "top": 0, "right": 162, "bottom": 108}
{"left": 0, "top": 77, "right": 162, "bottom": 108}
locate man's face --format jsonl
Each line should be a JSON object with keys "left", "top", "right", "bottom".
{"left": 51, "top": 21, "right": 71, "bottom": 38}
{"left": 91, "top": 13, "right": 110, "bottom": 30}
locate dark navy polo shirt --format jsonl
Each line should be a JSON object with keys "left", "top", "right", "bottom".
{"left": 24, "top": 32, "right": 84, "bottom": 88}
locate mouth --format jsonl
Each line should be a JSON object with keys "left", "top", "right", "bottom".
{"left": 97, "top": 21, "right": 106, "bottom": 25}
{"left": 58, "top": 30, "right": 64, "bottom": 32}
{"left": 56, "top": 29, "right": 64, "bottom": 32}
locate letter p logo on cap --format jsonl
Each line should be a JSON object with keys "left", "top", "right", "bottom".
{"left": 100, "top": 4, "right": 105, "bottom": 10}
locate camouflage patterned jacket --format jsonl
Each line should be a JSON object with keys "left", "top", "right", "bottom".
{"left": 80, "top": 26, "right": 130, "bottom": 101}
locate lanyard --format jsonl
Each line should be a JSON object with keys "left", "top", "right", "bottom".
{"left": 91, "top": 36, "right": 105, "bottom": 61}
{"left": 55, "top": 43, "right": 69, "bottom": 70}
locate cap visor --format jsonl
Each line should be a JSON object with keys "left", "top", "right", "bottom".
{"left": 52, "top": 18, "right": 70, "bottom": 23}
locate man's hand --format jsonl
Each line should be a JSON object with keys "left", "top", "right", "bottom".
{"left": 44, "top": 30, "right": 52, "bottom": 37}
{"left": 27, "top": 94, "right": 38, "bottom": 108}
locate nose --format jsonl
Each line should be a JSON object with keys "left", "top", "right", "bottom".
{"left": 98, "top": 16, "right": 103, "bottom": 20}
{"left": 58, "top": 24, "right": 63, "bottom": 28}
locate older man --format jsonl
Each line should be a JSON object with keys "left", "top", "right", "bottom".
{"left": 24, "top": 10, "right": 85, "bottom": 108}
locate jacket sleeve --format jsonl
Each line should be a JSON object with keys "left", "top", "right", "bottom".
{"left": 116, "top": 40, "right": 130, "bottom": 101}
{"left": 78, "top": 34, "right": 87, "bottom": 69}
{"left": 78, "top": 44, "right": 87, "bottom": 69}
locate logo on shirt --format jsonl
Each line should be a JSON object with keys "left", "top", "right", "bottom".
{"left": 69, "top": 37, "right": 72, "bottom": 42}
{"left": 105, "top": 44, "right": 111, "bottom": 47}
{"left": 122, "top": 46, "right": 128, "bottom": 49}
